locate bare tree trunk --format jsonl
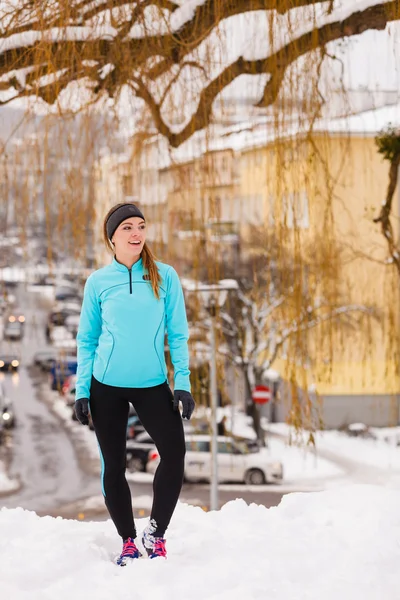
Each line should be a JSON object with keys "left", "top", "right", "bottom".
{"left": 243, "top": 368, "right": 266, "bottom": 447}
{"left": 374, "top": 151, "right": 400, "bottom": 275}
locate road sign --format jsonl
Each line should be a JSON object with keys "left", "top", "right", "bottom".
{"left": 252, "top": 385, "right": 271, "bottom": 404}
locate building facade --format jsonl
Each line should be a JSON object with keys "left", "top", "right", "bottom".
{"left": 93, "top": 108, "right": 400, "bottom": 426}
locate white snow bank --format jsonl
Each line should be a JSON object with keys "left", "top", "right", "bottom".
{"left": 222, "top": 409, "right": 344, "bottom": 484}
{"left": 270, "top": 423, "right": 400, "bottom": 473}
{"left": 266, "top": 438, "right": 343, "bottom": 483}
{"left": 0, "top": 485, "right": 399, "bottom": 600}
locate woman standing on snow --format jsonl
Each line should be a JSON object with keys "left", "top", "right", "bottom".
{"left": 74, "top": 202, "right": 195, "bottom": 566}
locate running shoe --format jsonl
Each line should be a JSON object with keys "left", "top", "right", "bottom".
{"left": 116, "top": 537, "right": 141, "bottom": 566}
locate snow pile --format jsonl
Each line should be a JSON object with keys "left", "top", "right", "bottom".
{"left": 270, "top": 423, "right": 400, "bottom": 475}
{"left": 316, "top": 429, "right": 400, "bottom": 471}
{"left": 0, "top": 485, "right": 399, "bottom": 600}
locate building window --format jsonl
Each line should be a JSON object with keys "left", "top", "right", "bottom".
{"left": 209, "top": 196, "right": 221, "bottom": 220}
{"left": 282, "top": 191, "right": 309, "bottom": 229}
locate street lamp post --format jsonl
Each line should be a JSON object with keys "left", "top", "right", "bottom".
{"left": 207, "top": 299, "right": 219, "bottom": 511}
{"left": 183, "top": 279, "right": 238, "bottom": 511}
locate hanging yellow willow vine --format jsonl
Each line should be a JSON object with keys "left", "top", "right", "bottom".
{"left": 0, "top": 1, "right": 399, "bottom": 433}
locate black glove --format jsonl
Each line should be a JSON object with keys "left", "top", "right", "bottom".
{"left": 173, "top": 390, "right": 195, "bottom": 420}
{"left": 75, "top": 398, "right": 90, "bottom": 425}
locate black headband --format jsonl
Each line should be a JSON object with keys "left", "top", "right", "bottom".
{"left": 106, "top": 203, "right": 145, "bottom": 240}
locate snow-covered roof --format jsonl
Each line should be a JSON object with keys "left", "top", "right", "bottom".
{"left": 153, "top": 101, "right": 400, "bottom": 168}
{"left": 314, "top": 102, "right": 400, "bottom": 134}
{"left": 99, "top": 99, "right": 400, "bottom": 172}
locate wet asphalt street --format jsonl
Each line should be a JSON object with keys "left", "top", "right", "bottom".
{"left": 0, "top": 283, "right": 100, "bottom": 513}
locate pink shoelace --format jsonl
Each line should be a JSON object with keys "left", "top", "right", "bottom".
{"left": 120, "top": 538, "right": 140, "bottom": 559}
{"left": 150, "top": 538, "right": 167, "bottom": 558}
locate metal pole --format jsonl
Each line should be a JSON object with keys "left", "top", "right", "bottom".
{"left": 209, "top": 310, "right": 219, "bottom": 511}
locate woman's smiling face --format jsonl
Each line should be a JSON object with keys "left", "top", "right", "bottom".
{"left": 112, "top": 217, "right": 147, "bottom": 259}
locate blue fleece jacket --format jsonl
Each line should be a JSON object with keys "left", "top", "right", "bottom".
{"left": 75, "top": 257, "right": 191, "bottom": 399}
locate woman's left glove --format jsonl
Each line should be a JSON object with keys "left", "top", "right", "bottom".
{"left": 173, "top": 390, "right": 195, "bottom": 420}
{"left": 75, "top": 398, "right": 90, "bottom": 425}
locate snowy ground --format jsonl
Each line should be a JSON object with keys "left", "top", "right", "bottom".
{"left": 268, "top": 423, "right": 400, "bottom": 489}
{"left": 1, "top": 485, "right": 399, "bottom": 600}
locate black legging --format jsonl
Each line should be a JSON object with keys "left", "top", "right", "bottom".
{"left": 89, "top": 376, "right": 185, "bottom": 540}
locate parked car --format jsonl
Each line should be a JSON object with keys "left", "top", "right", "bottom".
{"left": 55, "top": 286, "right": 82, "bottom": 302}
{"left": 50, "top": 356, "right": 77, "bottom": 390}
{"left": 0, "top": 384, "right": 15, "bottom": 429}
{"left": 126, "top": 432, "right": 156, "bottom": 472}
{"left": 53, "top": 338, "right": 77, "bottom": 352}
{"left": 47, "top": 304, "right": 80, "bottom": 327}
{"left": 49, "top": 325, "right": 74, "bottom": 344}
{"left": 340, "top": 422, "right": 377, "bottom": 440}
{"left": 64, "top": 314, "right": 80, "bottom": 337}
{"left": 62, "top": 374, "right": 76, "bottom": 406}
{"left": 147, "top": 435, "right": 284, "bottom": 485}
{"left": 32, "top": 274, "right": 55, "bottom": 286}
{"left": 54, "top": 278, "right": 79, "bottom": 290}
{"left": 0, "top": 354, "right": 20, "bottom": 371}
{"left": 33, "top": 349, "right": 76, "bottom": 372}
{"left": 33, "top": 349, "right": 58, "bottom": 370}
{"left": 6, "top": 308, "right": 25, "bottom": 324}
{"left": 54, "top": 301, "right": 81, "bottom": 314}
{"left": 126, "top": 413, "right": 146, "bottom": 440}
{"left": 46, "top": 305, "right": 81, "bottom": 341}
{"left": 3, "top": 320, "right": 23, "bottom": 341}
{"left": 232, "top": 436, "right": 260, "bottom": 452}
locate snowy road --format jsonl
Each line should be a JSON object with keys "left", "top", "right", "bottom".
{"left": 0, "top": 365, "right": 100, "bottom": 512}
{"left": 0, "top": 283, "right": 100, "bottom": 512}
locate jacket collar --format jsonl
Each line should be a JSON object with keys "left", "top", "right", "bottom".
{"left": 112, "top": 257, "right": 143, "bottom": 273}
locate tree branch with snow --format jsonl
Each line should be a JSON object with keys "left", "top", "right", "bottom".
{"left": 0, "top": 1, "right": 399, "bottom": 145}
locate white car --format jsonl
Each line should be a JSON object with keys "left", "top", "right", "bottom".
{"left": 50, "top": 326, "right": 77, "bottom": 350}
{"left": 64, "top": 314, "right": 80, "bottom": 336}
{"left": 146, "top": 435, "right": 283, "bottom": 485}
{"left": 54, "top": 301, "right": 81, "bottom": 314}
{"left": 3, "top": 320, "right": 23, "bottom": 340}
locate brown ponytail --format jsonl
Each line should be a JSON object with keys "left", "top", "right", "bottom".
{"left": 141, "top": 243, "right": 161, "bottom": 300}
{"left": 102, "top": 202, "right": 161, "bottom": 299}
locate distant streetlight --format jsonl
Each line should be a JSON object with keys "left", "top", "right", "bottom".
{"left": 183, "top": 279, "right": 238, "bottom": 511}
